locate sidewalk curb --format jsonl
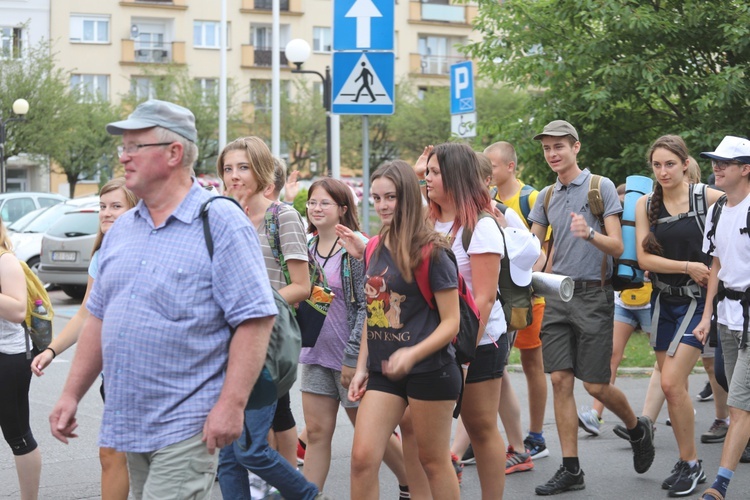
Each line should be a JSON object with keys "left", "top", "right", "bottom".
{"left": 506, "top": 364, "right": 706, "bottom": 375}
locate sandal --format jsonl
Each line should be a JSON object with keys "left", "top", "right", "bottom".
{"left": 702, "top": 487, "right": 724, "bottom": 500}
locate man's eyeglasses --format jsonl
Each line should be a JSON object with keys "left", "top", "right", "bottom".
{"left": 711, "top": 160, "right": 744, "bottom": 170}
{"left": 306, "top": 201, "right": 339, "bottom": 210}
{"left": 117, "top": 142, "right": 173, "bottom": 156}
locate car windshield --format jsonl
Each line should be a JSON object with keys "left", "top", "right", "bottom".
{"left": 21, "top": 202, "right": 96, "bottom": 234}
{"left": 45, "top": 211, "right": 100, "bottom": 238}
{"left": 8, "top": 207, "right": 47, "bottom": 232}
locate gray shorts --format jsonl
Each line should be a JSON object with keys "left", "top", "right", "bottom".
{"left": 127, "top": 432, "right": 217, "bottom": 500}
{"left": 540, "top": 285, "right": 614, "bottom": 384}
{"left": 720, "top": 324, "right": 750, "bottom": 412}
{"left": 299, "top": 363, "right": 358, "bottom": 409}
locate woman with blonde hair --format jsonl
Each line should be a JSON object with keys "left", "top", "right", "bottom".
{"left": 32, "top": 177, "right": 138, "bottom": 500}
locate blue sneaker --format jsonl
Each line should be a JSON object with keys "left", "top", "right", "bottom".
{"left": 577, "top": 406, "right": 601, "bottom": 436}
{"left": 524, "top": 434, "right": 550, "bottom": 460}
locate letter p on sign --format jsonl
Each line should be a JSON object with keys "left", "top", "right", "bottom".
{"left": 450, "top": 61, "right": 475, "bottom": 114}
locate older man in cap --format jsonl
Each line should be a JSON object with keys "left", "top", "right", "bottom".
{"left": 49, "top": 100, "right": 278, "bottom": 499}
{"left": 694, "top": 136, "right": 750, "bottom": 500}
{"left": 527, "top": 120, "right": 655, "bottom": 495}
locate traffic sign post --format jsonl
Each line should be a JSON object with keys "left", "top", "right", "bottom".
{"left": 450, "top": 61, "right": 476, "bottom": 138}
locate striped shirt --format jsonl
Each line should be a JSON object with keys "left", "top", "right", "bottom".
{"left": 87, "top": 181, "right": 277, "bottom": 452}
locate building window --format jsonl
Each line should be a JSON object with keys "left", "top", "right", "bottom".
{"left": 195, "top": 78, "right": 218, "bottom": 101}
{"left": 131, "top": 77, "right": 157, "bottom": 100}
{"left": 313, "top": 27, "right": 331, "bottom": 53}
{"left": 193, "top": 21, "right": 230, "bottom": 49}
{"left": 70, "top": 15, "right": 110, "bottom": 44}
{"left": 0, "top": 26, "right": 24, "bottom": 59}
{"left": 251, "top": 23, "right": 290, "bottom": 49}
{"left": 251, "top": 79, "right": 272, "bottom": 113}
{"left": 71, "top": 74, "right": 110, "bottom": 101}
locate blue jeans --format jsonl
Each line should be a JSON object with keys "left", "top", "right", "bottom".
{"left": 217, "top": 400, "right": 319, "bottom": 500}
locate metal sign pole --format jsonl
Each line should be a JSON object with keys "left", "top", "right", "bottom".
{"left": 361, "top": 115, "right": 370, "bottom": 235}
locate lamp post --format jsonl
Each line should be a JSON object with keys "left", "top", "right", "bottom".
{"left": 0, "top": 98, "right": 30, "bottom": 193}
{"left": 284, "top": 39, "right": 332, "bottom": 177}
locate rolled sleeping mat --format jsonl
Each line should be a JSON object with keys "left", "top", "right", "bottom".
{"left": 618, "top": 175, "right": 653, "bottom": 284}
{"left": 531, "top": 272, "right": 574, "bottom": 302}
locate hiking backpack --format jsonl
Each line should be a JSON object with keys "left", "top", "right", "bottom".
{"left": 647, "top": 182, "right": 709, "bottom": 235}
{"left": 200, "top": 196, "right": 301, "bottom": 409}
{"left": 0, "top": 250, "right": 54, "bottom": 357}
{"left": 364, "top": 236, "right": 481, "bottom": 365}
{"left": 461, "top": 211, "right": 534, "bottom": 332}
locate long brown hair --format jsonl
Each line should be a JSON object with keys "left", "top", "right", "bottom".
{"left": 306, "top": 178, "right": 361, "bottom": 234}
{"left": 642, "top": 135, "right": 689, "bottom": 256}
{"left": 370, "top": 160, "right": 447, "bottom": 282}
{"left": 427, "top": 143, "right": 493, "bottom": 239}
{"left": 92, "top": 178, "right": 139, "bottom": 255}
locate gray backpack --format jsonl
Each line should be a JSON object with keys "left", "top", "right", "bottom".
{"left": 200, "top": 196, "right": 301, "bottom": 409}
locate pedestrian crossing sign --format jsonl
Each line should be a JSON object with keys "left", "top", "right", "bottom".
{"left": 332, "top": 52, "right": 395, "bottom": 115}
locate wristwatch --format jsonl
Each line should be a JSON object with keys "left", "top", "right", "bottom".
{"left": 586, "top": 227, "right": 596, "bottom": 241}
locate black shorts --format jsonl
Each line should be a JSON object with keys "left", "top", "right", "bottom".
{"left": 272, "top": 392, "right": 296, "bottom": 432}
{"left": 366, "top": 363, "right": 462, "bottom": 402}
{"left": 466, "top": 337, "right": 509, "bottom": 384}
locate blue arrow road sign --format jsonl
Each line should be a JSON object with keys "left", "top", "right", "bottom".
{"left": 333, "top": 0, "right": 394, "bottom": 51}
{"left": 450, "top": 61, "right": 475, "bottom": 115}
{"left": 332, "top": 51, "right": 394, "bottom": 115}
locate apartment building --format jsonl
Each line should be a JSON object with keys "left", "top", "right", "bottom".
{"left": 1, "top": 0, "right": 51, "bottom": 192}
{"left": 41, "top": 0, "right": 478, "bottom": 194}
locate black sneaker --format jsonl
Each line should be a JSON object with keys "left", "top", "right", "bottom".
{"left": 696, "top": 381, "right": 714, "bottom": 402}
{"left": 535, "top": 465, "right": 585, "bottom": 496}
{"left": 630, "top": 416, "right": 655, "bottom": 474}
{"left": 460, "top": 444, "right": 476, "bottom": 465}
{"left": 668, "top": 460, "right": 706, "bottom": 497}
{"left": 614, "top": 421, "right": 657, "bottom": 441}
{"left": 741, "top": 443, "right": 750, "bottom": 463}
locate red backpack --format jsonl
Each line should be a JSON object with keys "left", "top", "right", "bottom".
{"left": 364, "top": 236, "right": 481, "bottom": 365}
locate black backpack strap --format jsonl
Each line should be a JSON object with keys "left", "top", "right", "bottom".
{"left": 705, "top": 195, "right": 728, "bottom": 256}
{"left": 200, "top": 196, "right": 243, "bottom": 260}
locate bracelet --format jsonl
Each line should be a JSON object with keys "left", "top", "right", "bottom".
{"left": 45, "top": 346, "right": 57, "bottom": 359}
{"left": 685, "top": 261, "right": 689, "bottom": 274}
{"left": 418, "top": 179, "right": 427, "bottom": 187}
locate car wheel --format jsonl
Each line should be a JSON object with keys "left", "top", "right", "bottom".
{"left": 27, "top": 256, "right": 41, "bottom": 275}
{"left": 61, "top": 285, "right": 86, "bottom": 300}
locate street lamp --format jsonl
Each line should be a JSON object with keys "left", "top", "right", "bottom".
{"left": 285, "top": 38, "right": 332, "bottom": 177}
{"left": 0, "top": 98, "right": 30, "bottom": 193}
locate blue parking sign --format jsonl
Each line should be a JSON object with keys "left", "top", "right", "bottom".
{"left": 450, "top": 61, "right": 475, "bottom": 115}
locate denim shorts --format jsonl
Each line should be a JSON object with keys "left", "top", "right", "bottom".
{"left": 614, "top": 303, "right": 652, "bottom": 330}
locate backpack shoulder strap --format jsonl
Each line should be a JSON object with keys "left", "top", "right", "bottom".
{"left": 743, "top": 204, "right": 750, "bottom": 237}
{"left": 200, "top": 196, "right": 243, "bottom": 260}
{"left": 364, "top": 235, "right": 380, "bottom": 267}
{"left": 264, "top": 202, "right": 292, "bottom": 284}
{"left": 543, "top": 184, "right": 554, "bottom": 218}
{"left": 461, "top": 211, "right": 496, "bottom": 253}
{"left": 590, "top": 174, "right": 602, "bottom": 191}
{"left": 414, "top": 244, "right": 435, "bottom": 310}
{"left": 519, "top": 184, "right": 535, "bottom": 226}
{"left": 706, "top": 194, "right": 728, "bottom": 255}
{"left": 693, "top": 182, "right": 708, "bottom": 234}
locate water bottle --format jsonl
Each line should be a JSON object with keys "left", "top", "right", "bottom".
{"left": 30, "top": 299, "right": 52, "bottom": 348}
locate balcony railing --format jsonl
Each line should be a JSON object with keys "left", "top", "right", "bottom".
{"left": 410, "top": 53, "right": 467, "bottom": 76}
{"left": 121, "top": 40, "right": 185, "bottom": 65}
{"left": 254, "top": 0, "right": 289, "bottom": 10}
{"left": 254, "top": 48, "right": 288, "bottom": 67}
{"left": 409, "top": 1, "right": 476, "bottom": 24}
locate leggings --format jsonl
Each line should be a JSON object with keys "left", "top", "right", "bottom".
{"left": 0, "top": 352, "right": 38, "bottom": 456}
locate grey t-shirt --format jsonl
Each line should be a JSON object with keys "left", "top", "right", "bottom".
{"left": 528, "top": 168, "right": 622, "bottom": 281}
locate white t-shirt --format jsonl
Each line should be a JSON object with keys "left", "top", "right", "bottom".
{"left": 496, "top": 204, "right": 526, "bottom": 231}
{"left": 434, "top": 217, "right": 507, "bottom": 345}
{"left": 703, "top": 192, "right": 750, "bottom": 330}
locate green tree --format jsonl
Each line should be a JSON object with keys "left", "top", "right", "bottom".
{"left": 467, "top": 0, "right": 750, "bottom": 186}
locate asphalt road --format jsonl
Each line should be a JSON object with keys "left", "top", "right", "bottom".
{"left": 1, "top": 290, "right": 748, "bottom": 499}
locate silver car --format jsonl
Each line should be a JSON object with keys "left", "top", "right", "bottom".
{"left": 37, "top": 207, "right": 100, "bottom": 300}
{"left": 0, "top": 192, "right": 67, "bottom": 224}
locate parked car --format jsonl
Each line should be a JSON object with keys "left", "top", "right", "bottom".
{"left": 10, "top": 196, "right": 99, "bottom": 278}
{"left": 37, "top": 206, "right": 100, "bottom": 300}
{"left": 0, "top": 192, "right": 67, "bottom": 224}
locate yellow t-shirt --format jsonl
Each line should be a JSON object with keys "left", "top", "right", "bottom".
{"left": 494, "top": 180, "right": 551, "bottom": 305}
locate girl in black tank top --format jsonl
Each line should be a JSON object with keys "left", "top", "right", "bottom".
{"left": 634, "top": 135, "right": 724, "bottom": 497}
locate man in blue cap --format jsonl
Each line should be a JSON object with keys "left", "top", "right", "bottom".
{"left": 48, "top": 100, "right": 278, "bottom": 499}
